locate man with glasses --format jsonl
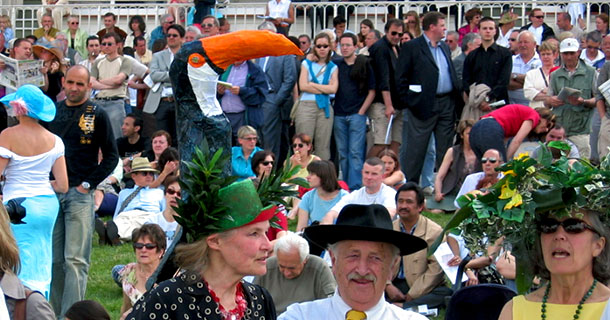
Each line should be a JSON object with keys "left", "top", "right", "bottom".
{"left": 98, "top": 157, "right": 166, "bottom": 245}
{"left": 507, "top": 29, "right": 520, "bottom": 55}
{"left": 298, "top": 34, "right": 311, "bottom": 55}
{"left": 149, "top": 14, "right": 175, "bottom": 50}
{"left": 200, "top": 15, "right": 220, "bottom": 37}
{"left": 144, "top": 25, "right": 185, "bottom": 146}
{"left": 90, "top": 32, "right": 134, "bottom": 139}
{"left": 520, "top": 8, "right": 555, "bottom": 45}
{"left": 368, "top": 19, "right": 404, "bottom": 159}
{"left": 455, "top": 148, "right": 503, "bottom": 208}
{"left": 397, "top": 12, "right": 459, "bottom": 186}
{"left": 96, "top": 12, "right": 127, "bottom": 42}
{"left": 445, "top": 30, "right": 461, "bottom": 59}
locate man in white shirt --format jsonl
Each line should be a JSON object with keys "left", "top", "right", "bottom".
{"left": 580, "top": 31, "right": 605, "bottom": 67}
{"left": 508, "top": 31, "right": 541, "bottom": 105}
{"left": 321, "top": 157, "right": 396, "bottom": 224}
{"left": 280, "top": 204, "right": 428, "bottom": 320}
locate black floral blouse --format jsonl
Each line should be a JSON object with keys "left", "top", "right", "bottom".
{"left": 126, "top": 272, "right": 277, "bottom": 320}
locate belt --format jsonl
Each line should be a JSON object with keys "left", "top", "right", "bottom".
{"left": 161, "top": 96, "right": 175, "bottom": 102}
{"left": 96, "top": 96, "right": 123, "bottom": 101}
{"left": 435, "top": 92, "right": 451, "bottom": 98}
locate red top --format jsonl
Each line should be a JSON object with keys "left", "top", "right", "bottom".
{"left": 483, "top": 104, "right": 540, "bottom": 137}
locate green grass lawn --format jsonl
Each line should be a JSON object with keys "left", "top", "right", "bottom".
{"left": 86, "top": 211, "right": 455, "bottom": 319}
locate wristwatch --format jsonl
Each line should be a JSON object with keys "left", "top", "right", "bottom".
{"left": 81, "top": 181, "right": 91, "bottom": 190}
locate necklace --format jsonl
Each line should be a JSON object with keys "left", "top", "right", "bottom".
{"left": 540, "top": 279, "right": 598, "bottom": 320}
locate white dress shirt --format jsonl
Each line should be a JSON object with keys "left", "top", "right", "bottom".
{"left": 279, "top": 290, "right": 428, "bottom": 320}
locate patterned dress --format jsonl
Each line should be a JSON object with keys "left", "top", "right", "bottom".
{"left": 127, "top": 272, "right": 277, "bottom": 320}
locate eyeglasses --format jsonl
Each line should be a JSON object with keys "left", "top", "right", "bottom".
{"left": 261, "top": 161, "right": 274, "bottom": 166}
{"left": 241, "top": 136, "right": 257, "bottom": 141}
{"left": 533, "top": 15, "right": 544, "bottom": 19}
{"left": 202, "top": 23, "right": 215, "bottom": 28}
{"left": 390, "top": 31, "right": 404, "bottom": 37}
{"left": 407, "top": 20, "right": 416, "bottom": 24}
{"left": 509, "top": 38, "right": 517, "bottom": 41}
{"left": 133, "top": 242, "right": 158, "bottom": 250}
{"left": 101, "top": 42, "right": 115, "bottom": 46}
{"left": 481, "top": 157, "right": 498, "bottom": 164}
{"left": 167, "top": 34, "right": 180, "bottom": 38}
{"left": 538, "top": 218, "right": 600, "bottom": 236}
{"left": 166, "top": 188, "right": 182, "bottom": 198}
{"left": 70, "top": 21, "right": 79, "bottom": 25}
{"left": 316, "top": 44, "right": 329, "bottom": 49}
{"left": 137, "top": 171, "right": 155, "bottom": 176}
{"left": 587, "top": 45, "right": 600, "bottom": 49}
{"left": 293, "top": 143, "right": 304, "bottom": 148}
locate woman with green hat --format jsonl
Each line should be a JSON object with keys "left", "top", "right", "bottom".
{"left": 126, "top": 178, "right": 278, "bottom": 319}
{"left": 0, "top": 84, "right": 68, "bottom": 298}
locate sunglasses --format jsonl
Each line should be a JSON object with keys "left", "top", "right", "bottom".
{"left": 133, "top": 242, "right": 158, "bottom": 250}
{"left": 261, "top": 161, "right": 274, "bottom": 166}
{"left": 509, "top": 38, "right": 517, "bottom": 41}
{"left": 407, "top": 20, "right": 416, "bottom": 24}
{"left": 241, "top": 136, "right": 257, "bottom": 141}
{"left": 101, "top": 42, "right": 115, "bottom": 46}
{"left": 70, "top": 21, "right": 79, "bottom": 25}
{"left": 534, "top": 15, "right": 544, "bottom": 19}
{"left": 167, "top": 34, "right": 180, "bottom": 38}
{"left": 390, "top": 31, "right": 404, "bottom": 37}
{"left": 316, "top": 44, "right": 329, "bottom": 49}
{"left": 137, "top": 171, "right": 155, "bottom": 176}
{"left": 293, "top": 143, "right": 305, "bottom": 148}
{"left": 481, "top": 157, "right": 498, "bottom": 164}
{"left": 538, "top": 218, "right": 600, "bottom": 235}
{"left": 202, "top": 23, "right": 215, "bottom": 28}
{"left": 166, "top": 188, "right": 182, "bottom": 198}
{"left": 300, "top": 41, "right": 308, "bottom": 44}
{"left": 587, "top": 45, "right": 599, "bottom": 49}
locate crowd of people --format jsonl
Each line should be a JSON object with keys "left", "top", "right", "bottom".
{"left": 1, "top": 3, "right": 610, "bottom": 320}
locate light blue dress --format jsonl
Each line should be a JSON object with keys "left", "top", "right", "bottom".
{"left": 1, "top": 135, "right": 64, "bottom": 299}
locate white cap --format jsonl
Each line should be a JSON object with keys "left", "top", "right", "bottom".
{"left": 560, "top": 38, "right": 579, "bottom": 53}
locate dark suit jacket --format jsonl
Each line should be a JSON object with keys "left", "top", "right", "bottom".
{"left": 261, "top": 55, "right": 297, "bottom": 107}
{"left": 396, "top": 35, "right": 459, "bottom": 120}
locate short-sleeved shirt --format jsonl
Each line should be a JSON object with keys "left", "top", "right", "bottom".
{"left": 299, "top": 188, "right": 348, "bottom": 224}
{"left": 145, "top": 213, "right": 178, "bottom": 248}
{"left": 91, "top": 55, "right": 133, "bottom": 98}
{"left": 483, "top": 104, "right": 540, "bottom": 137}
{"left": 330, "top": 184, "right": 396, "bottom": 214}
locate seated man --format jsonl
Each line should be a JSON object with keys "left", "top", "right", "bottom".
{"left": 455, "top": 148, "right": 504, "bottom": 208}
{"left": 530, "top": 123, "right": 580, "bottom": 159}
{"left": 98, "top": 157, "right": 165, "bottom": 245}
{"left": 386, "top": 182, "right": 452, "bottom": 309}
{"left": 253, "top": 232, "right": 336, "bottom": 314}
{"left": 321, "top": 157, "right": 396, "bottom": 224}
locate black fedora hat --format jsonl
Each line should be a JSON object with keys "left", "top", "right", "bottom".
{"left": 303, "top": 204, "right": 427, "bottom": 256}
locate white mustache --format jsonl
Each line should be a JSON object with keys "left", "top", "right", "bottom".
{"left": 347, "top": 273, "right": 376, "bottom": 282}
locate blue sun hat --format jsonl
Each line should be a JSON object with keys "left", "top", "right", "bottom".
{"left": 0, "top": 84, "right": 56, "bottom": 122}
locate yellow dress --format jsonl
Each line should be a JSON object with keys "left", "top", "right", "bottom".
{"left": 512, "top": 295, "right": 607, "bottom": 319}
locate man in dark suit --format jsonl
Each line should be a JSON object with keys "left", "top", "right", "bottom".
{"left": 396, "top": 11, "right": 459, "bottom": 184}
{"left": 257, "top": 22, "right": 298, "bottom": 161}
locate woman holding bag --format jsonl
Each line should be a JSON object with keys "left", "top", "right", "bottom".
{"left": 294, "top": 32, "right": 338, "bottom": 161}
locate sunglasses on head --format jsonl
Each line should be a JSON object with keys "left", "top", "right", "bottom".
{"left": 481, "top": 157, "right": 498, "bottom": 164}
{"left": 133, "top": 242, "right": 158, "bottom": 250}
{"left": 293, "top": 143, "right": 305, "bottom": 148}
{"left": 316, "top": 44, "right": 329, "bottom": 49}
{"left": 390, "top": 31, "right": 404, "bottom": 37}
{"left": 166, "top": 188, "right": 181, "bottom": 198}
{"left": 261, "top": 161, "right": 274, "bottom": 166}
{"left": 538, "top": 218, "right": 600, "bottom": 235}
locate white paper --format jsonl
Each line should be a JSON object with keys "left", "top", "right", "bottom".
{"left": 433, "top": 242, "right": 469, "bottom": 285}
{"left": 408, "top": 84, "right": 422, "bottom": 93}
{"left": 599, "top": 78, "right": 610, "bottom": 104}
{"left": 384, "top": 114, "right": 394, "bottom": 145}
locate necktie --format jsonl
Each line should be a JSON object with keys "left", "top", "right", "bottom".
{"left": 345, "top": 309, "right": 367, "bottom": 320}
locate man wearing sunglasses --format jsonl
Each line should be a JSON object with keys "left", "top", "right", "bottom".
{"left": 396, "top": 11, "right": 460, "bottom": 185}
{"left": 520, "top": 8, "right": 555, "bottom": 46}
{"left": 149, "top": 14, "right": 175, "bottom": 50}
{"left": 454, "top": 148, "right": 503, "bottom": 208}
{"left": 144, "top": 24, "right": 185, "bottom": 146}
{"left": 98, "top": 157, "right": 166, "bottom": 246}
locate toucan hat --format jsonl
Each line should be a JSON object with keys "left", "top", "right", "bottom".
{"left": 304, "top": 204, "right": 427, "bottom": 256}
{"left": 0, "top": 84, "right": 56, "bottom": 121}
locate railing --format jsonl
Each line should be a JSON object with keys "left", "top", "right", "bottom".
{"left": 1, "top": 1, "right": 608, "bottom": 39}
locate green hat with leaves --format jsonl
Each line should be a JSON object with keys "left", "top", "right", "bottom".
{"left": 430, "top": 142, "right": 610, "bottom": 293}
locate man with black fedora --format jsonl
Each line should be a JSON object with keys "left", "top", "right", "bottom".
{"left": 96, "top": 157, "right": 166, "bottom": 245}
{"left": 280, "top": 204, "right": 428, "bottom": 320}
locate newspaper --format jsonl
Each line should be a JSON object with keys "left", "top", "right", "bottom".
{"left": 0, "top": 55, "right": 44, "bottom": 90}
{"left": 433, "top": 242, "right": 469, "bottom": 285}
{"left": 599, "top": 78, "right": 610, "bottom": 103}
{"left": 557, "top": 87, "right": 581, "bottom": 103}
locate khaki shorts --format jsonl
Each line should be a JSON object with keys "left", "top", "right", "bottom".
{"left": 368, "top": 102, "right": 402, "bottom": 145}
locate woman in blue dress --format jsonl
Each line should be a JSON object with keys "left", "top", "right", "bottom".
{"left": 0, "top": 85, "right": 68, "bottom": 298}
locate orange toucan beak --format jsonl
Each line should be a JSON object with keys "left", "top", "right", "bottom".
{"left": 199, "top": 30, "right": 303, "bottom": 70}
